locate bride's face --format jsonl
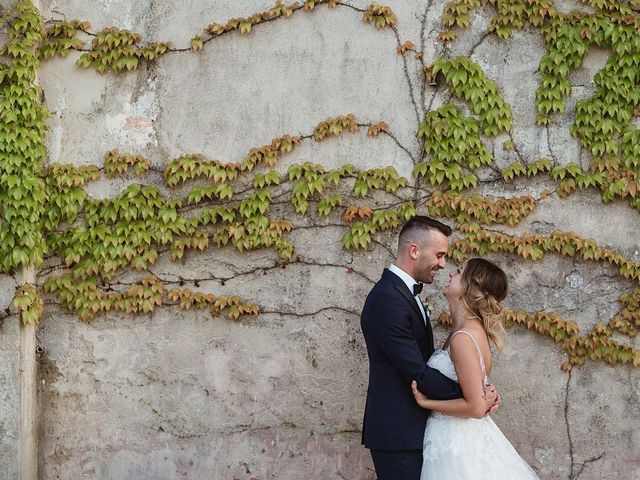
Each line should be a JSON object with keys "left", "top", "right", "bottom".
{"left": 443, "top": 263, "right": 465, "bottom": 300}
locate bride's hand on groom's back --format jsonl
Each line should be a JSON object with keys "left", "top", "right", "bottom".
{"left": 484, "top": 383, "right": 501, "bottom": 415}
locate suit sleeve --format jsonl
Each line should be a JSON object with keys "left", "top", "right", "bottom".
{"left": 364, "top": 290, "right": 463, "bottom": 400}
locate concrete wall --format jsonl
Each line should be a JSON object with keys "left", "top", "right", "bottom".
{"left": 0, "top": 0, "right": 639, "bottom": 478}
{"left": 0, "top": 310, "right": 19, "bottom": 480}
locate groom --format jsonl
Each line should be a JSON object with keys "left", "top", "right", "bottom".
{"left": 360, "top": 216, "right": 498, "bottom": 479}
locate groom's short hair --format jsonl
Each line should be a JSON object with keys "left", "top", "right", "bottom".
{"left": 398, "top": 216, "right": 452, "bottom": 249}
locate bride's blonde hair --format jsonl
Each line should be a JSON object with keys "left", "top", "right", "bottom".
{"left": 461, "top": 258, "right": 508, "bottom": 351}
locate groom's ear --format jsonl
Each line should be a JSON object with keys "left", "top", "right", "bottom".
{"left": 408, "top": 242, "right": 419, "bottom": 259}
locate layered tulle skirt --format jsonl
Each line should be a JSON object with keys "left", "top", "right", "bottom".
{"left": 421, "top": 413, "right": 539, "bottom": 480}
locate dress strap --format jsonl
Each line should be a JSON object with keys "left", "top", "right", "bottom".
{"left": 450, "top": 330, "right": 488, "bottom": 388}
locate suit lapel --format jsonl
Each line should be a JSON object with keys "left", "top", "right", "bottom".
{"left": 383, "top": 269, "right": 424, "bottom": 323}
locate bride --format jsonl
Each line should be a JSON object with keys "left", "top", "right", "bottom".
{"left": 411, "top": 258, "right": 539, "bottom": 479}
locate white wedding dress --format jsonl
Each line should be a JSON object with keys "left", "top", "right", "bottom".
{"left": 421, "top": 330, "right": 539, "bottom": 480}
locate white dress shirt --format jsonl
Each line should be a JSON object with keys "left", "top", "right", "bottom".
{"left": 388, "top": 264, "right": 427, "bottom": 323}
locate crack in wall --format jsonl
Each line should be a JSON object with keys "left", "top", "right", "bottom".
{"left": 574, "top": 451, "right": 606, "bottom": 480}
{"left": 546, "top": 124, "right": 560, "bottom": 167}
{"left": 564, "top": 369, "right": 575, "bottom": 479}
{"left": 467, "top": 32, "right": 491, "bottom": 59}
{"left": 509, "top": 133, "right": 528, "bottom": 167}
{"left": 419, "top": 0, "right": 434, "bottom": 117}
{"left": 565, "top": 370, "right": 606, "bottom": 479}
{"left": 391, "top": 26, "right": 422, "bottom": 129}
{"left": 260, "top": 305, "right": 360, "bottom": 318}
{"left": 146, "top": 258, "right": 377, "bottom": 286}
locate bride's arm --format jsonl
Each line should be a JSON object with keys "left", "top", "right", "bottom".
{"left": 411, "top": 334, "right": 492, "bottom": 419}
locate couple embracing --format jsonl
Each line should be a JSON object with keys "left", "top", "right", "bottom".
{"left": 360, "top": 216, "right": 539, "bottom": 479}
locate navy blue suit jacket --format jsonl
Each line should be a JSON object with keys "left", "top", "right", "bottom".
{"left": 361, "top": 268, "right": 463, "bottom": 451}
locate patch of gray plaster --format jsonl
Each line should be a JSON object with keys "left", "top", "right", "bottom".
{"left": 0, "top": 316, "right": 19, "bottom": 478}
{"left": 0, "top": 275, "right": 16, "bottom": 312}
{"left": 567, "top": 273, "right": 584, "bottom": 289}
{"left": 104, "top": 78, "right": 159, "bottom": 150}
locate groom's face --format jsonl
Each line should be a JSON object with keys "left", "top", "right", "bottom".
{"left": 415, "top": 229, "right": 449, "bottom": 284}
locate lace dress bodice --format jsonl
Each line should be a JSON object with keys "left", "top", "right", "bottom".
{"left": 427, "top": 348, "right": 458, "bottom": 381}
{"left": 427, "top": 330, "right": 488, "bottom": 388}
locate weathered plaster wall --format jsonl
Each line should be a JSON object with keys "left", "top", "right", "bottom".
{"left": 0, "top": 0, "right": 639, "bottom": 478}
{"left": 0, "top": 282, "right": 19, "bottom": 480}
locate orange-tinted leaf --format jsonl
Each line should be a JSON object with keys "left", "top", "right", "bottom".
{"left": 397, "top": 40, "right": 415, "bottom": 55}
{"left": 342, "top": 206, "right": 358, "bottom": 223}
{"left": 358, "top": 206, "right": 373, "bottom": 219}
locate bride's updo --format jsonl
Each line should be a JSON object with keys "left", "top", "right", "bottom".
{"left": 461, "top": 258, "right": 508, "bottom": 351}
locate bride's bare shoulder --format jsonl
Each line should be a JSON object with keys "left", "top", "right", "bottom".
{"left": 449, "top": 325, "right": 492, "bottom": 365}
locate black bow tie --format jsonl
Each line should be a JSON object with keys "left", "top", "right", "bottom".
{"left": 413, "top": 283, "right": 423, "bottom": 296}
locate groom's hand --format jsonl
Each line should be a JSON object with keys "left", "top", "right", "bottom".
{"left": 484, "top": 383, "right": 501, "bottom": 415}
